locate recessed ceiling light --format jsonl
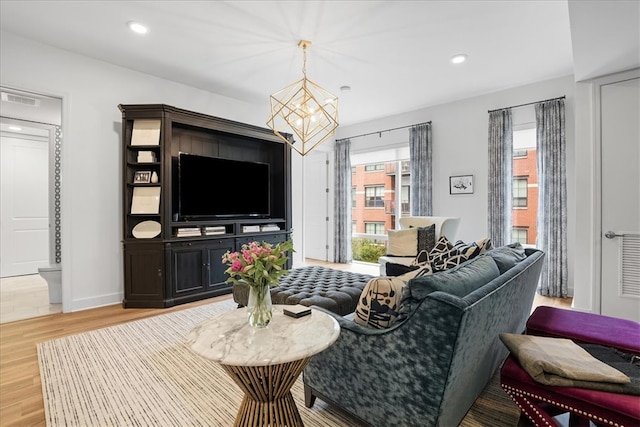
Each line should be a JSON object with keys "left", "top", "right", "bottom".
{"left": 8, "top": 125, "right": 22, "bottom": 131}
{"left": 128, "top": 21, "right": 149, "bottom": 35}
{"left": 340, "top": 86, "right": 351, "bottom": 92}
{"left": 450, "top": 54, "right": 468, "bottom": 64}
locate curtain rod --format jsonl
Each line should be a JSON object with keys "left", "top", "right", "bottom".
{"left": 487, "top": 95, "right": 565, "bottom": 113}
{"left": 336, "top": 120, "right": 431, "bottom": 143}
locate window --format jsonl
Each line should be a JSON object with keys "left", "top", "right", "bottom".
{"left": 364, "top": 163, "right": 384, "bottom": 171}
{"left": 365, "top": 186, "right": 384, "bottom": 208}
{"left": 401, "top": 185, "right": 410, "bottom": 214}
{"left": 512, "top": 126, "right": 538, "bottom": 246}
{"left": 365, "top": 222, "right": 385, "bottom": 235}
{"left": 512, "top": 227, "right": 528, "bottom": 244}
{"left": 513, "top": 177, "right": 528, "bottom": 207}
{"left": 352, "top": 186, "right": 356, "bottom": 208}
{"left": 350, "top": 150, "right": 410, "bottom": 264}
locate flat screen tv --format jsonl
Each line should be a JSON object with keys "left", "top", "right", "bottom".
{"left": 177, "top": 153, "right": 270, "bottom": 219}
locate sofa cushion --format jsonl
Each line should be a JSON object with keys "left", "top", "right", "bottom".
{"left": 387, "top": 228, "right": 418, "bottom": 256}
{"left": 486, "top": 242, "right": 526, "bottom": 273}
{"left": 397, "top": 255, "right": 500, "bottom": 319}
{"left": 354, "top": 277, "right": 405, "bottom": 329}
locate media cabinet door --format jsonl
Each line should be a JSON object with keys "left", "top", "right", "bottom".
{"left": 123, "top": 243, "right": 165, "bottom": 308}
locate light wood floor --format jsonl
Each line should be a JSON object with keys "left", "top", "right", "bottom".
{"left": 0, "top": 260, "right": 572, "bottom": 427}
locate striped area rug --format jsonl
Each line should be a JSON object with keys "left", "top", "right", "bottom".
{"left": 37, "top": 299, "right": 520, "bottom": 426}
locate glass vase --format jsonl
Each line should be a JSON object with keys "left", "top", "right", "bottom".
{"left": 247, "top": 285, "right": 273, "bottom": 328}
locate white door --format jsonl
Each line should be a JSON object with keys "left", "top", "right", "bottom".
{"left": 0, "top": 134, "right": 50, "bottom": 277}
{"left": 600, "top": 74, "right": 640, "bottom": 322}
{"left": 304, "top": 151, "right": 329, "bottom": 261}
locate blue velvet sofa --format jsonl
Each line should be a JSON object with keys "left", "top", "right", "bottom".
{"left": 303, "top": 246, "right": 545, "bottom": 427}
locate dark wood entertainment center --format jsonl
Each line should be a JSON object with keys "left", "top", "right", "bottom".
{"left": 119, "top": 104, "right": 292, "bottom": 308}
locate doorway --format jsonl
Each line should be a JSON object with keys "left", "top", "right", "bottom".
{"left": 0, "top": 87, "right": 63, "bottom": 322}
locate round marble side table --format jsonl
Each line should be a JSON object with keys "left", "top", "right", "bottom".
{"left": 187, "top": 305, "right": 340, "bottom": 427}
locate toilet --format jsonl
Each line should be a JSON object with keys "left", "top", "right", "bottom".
{"left": 38, "top": 265, "right": 62, "bottom": 304}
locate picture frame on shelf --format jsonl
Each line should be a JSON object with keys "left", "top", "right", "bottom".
{"left": 131, "top": 187, "right": 161, "bottom": 214}
{"left": 449, "top": 175, "right": 474, "bottom": 194}
{"left": 134, "top": 171, "right": 152, "bottom": 184}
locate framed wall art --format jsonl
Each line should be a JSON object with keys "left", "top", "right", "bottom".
{"left": 449, "top": 175, "right": 474, "bottom": 194}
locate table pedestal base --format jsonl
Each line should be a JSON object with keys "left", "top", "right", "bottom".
{"left": 222, "top": 357, "right": 311, "bottom": 427}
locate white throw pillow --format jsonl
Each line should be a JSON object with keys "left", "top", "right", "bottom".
{"left": 387, "top": 228, "right": 418, "bottom": 256}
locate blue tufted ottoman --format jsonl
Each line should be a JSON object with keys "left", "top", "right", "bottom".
{"left": 232, "top": 265, "right": 374, "bottom": 316}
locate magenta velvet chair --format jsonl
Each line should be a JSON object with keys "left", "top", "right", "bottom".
{"left": 500, "top": 306, "right": 640, "bottom": 427}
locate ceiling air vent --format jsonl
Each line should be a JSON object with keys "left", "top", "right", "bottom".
{"left": 1, "top": 92, "right": 41, "bottom": 107}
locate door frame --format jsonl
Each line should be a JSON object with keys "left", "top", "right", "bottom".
{"left": 592, "top": 68, "right": 640, "bottom": 315}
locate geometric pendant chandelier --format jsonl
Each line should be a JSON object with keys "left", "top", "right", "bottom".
{"left": 267, "top": 40, "right": 339, "bottom": 156}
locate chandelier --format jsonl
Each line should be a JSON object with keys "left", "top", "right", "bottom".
{"left": 267, "top": 40, "right": 339, "bottom": 156}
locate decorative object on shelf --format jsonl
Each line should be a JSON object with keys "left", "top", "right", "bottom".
{"left": 132, "top": 220, "right": 161, "bottom": 239}
{"left": 137, "top": 150, "right": 157, "bottom": 163}
{"left": 134, "top": 170, "right": 152, "bottom": 183}
{"left": 131, "top": 119, "right": 161, "bottom": 146}
{"left": 449, "top": 175, "right": 474, "bottom": 194}
{"left": 131, "top": 186, "right": 161, "bottom": 214}
{"left": 150, "top": 171, "right": 159, "bottom": 183}
{"left": 266, "top": 40, "right": 338, "bottom": 156}
{"left": 222, "top": 240, "right": 294, "bottom": 327}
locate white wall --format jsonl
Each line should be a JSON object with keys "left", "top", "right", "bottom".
{"left": 314, "top": 75, "right": 576, "bottom": 295}
{"left": 0, "top": 30, "right": 587, "bottom": 311}
{"left": 0, "top": 32, "right": 273, "bottom": 312}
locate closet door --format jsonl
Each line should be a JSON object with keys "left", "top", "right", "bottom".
{"left": 599, "top": 72, "right": 640, "bottom": 322}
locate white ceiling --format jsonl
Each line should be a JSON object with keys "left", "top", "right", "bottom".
{"left": 0, "top": 1, "right": 638, "bottom": 127}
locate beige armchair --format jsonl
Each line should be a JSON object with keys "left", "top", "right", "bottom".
{"left": 378, "top": 216, "right": 461, "bottom": 275}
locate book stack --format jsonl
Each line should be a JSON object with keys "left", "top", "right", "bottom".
{"left": 176, "top": 227, "right": 202, "bottom": 237}
{"left": 137, "top": 151, "right": 157, "bottom": 163}
{"left": 242, "top": 225, "right": 261, "bottom": 233}
{"left": 260, "top": 224, "right": 281, "bottom": 232}
{"left": 203, "top": 226, "right": 226, "bottom": 236}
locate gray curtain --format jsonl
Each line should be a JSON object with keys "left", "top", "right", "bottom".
{"left": 487, "top": 109, "right": 513, "bottom": 247}
{"left": 536, "top": 99, "right": 568, "bottom": 297}
{"left": 334, "top": 139, "right": 352, "bottom": 263}
{"left": 409, "top": 123, "right": 432, "bottom": 216}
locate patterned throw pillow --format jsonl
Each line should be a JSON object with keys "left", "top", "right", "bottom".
{"left": 397, "top": 261, "right": 433, "bottom": 282}
{"left": 354, "top": 277, "right": 405, "bottom": 329}
{"left": 454, "top": 240, "right": 482, "bottom": 259}
{"left": 429, "top": 236, "right": 458, "bottom": 271}
{"left": 475, "top": 237, "right": 493, "bottom": 253}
